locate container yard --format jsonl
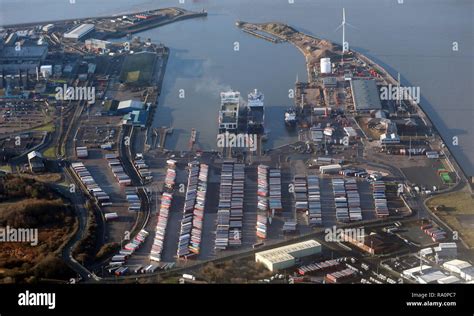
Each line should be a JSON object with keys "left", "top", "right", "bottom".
{"left": 177, "top": 162, "right": 209, "bottom": 258}
{"left": 215, "top": 162, "right": 245, "bottom": 250}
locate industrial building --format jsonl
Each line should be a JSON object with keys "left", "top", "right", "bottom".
{"left": 416, "top": 268, "right": 447, "bottom": 284}
{"left": 443, "top": 259, "right": 472, "bottom": 275}
{"left": 27, "top": 151, "right": 44, "bottom": 173}
{"left": 64, "top": 24, "right": 95, "bottom": 40}
{"left": 122, "top": 110, "right": 148, "bottom": 128}
{"left": 117, "top": 99, "right": 145, "bottom": 114}
{"left": 255, "top": 239, "right": 321, "bottom": 272}
{"left": 350, "top": 79, "right": 382, "bottom": 112}
{"left": 434, "top": 242, "right": 457, "bottom": 258}
{"left": 0, "top": 44, "right": 48, "bottom": 72}
{"left": 85, "top": 38, "right": 110, "bottom": 53}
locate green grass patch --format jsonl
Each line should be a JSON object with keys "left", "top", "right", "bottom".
{"left": 34, "top": 122, "right": 55, "bottom": 132}
{"left": 427, "top": 188, "right": 474, "bottom": 248}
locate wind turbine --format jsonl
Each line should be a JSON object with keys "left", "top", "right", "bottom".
{"left": 335, "top": 8, "right": 357, "bottom": 54}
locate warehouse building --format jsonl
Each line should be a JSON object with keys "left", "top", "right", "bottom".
{"left": 255, "top": 239, "right": 321, "bottom": 272}
{"left": 64, "top": 24, "right": 95, "bottom": 40}
{"left": 117, "top": 99, "right": 145, "bottom": 114}
{"left": 443, "top": 259, "right": 472, "bottom": 275}
{"left": 350, "top": 79, "right": 382, "bottom": 112}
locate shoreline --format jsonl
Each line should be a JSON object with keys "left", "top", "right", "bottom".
{"left": 236, "top": 21, "right": 470, "bottom": 186}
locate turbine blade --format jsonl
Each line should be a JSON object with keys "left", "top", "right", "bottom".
{"left": 346, "top": 22, "right": 358, "bottom": 30}
{"left": 334, "top": 23, "right": 343, "bottom": 32}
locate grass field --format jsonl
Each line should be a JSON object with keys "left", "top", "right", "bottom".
{"left": 42, "top": 146, "right": 57, "bottom": 159}
{"left": 119, "top": 52, "right": 157, "bottom": 85}
{"left": 0, "top": 165, "right": 12, "bottom": 173}
{"left": 34, "top": 122, "right": 55, "bottom": 132}
{"left": 427, "top": 187, "right": 474, "bottom": 248}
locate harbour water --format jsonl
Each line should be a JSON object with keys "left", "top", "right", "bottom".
{"left": 1, "top": 0, "right": 472, "bottom": 176}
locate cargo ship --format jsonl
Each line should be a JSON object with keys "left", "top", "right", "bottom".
{"left": 284, "top": 107, "right": 297, "bottom": 128}
{"left": 247, "top": 89, "right": 265, "bottom": 135}
{"left": 218, "top": 91, "right": 240, "bottom": 134}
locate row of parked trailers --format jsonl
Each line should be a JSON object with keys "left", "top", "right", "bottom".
{"left": 268, "top": 168, "right": 282, "bottom": 211}
{"left": 421, "top": 223, "right": 446, "bottom": 242}
{"left": 331, "top": 178, "right": 363, "bottom": 222}
{"left": 325, "top": 268, "right": 357, "bottom": 283}
{"left": 71, "top": 162, "right": 111, "bottom": 207}
{"left": 372, "top": 181, "right": 389, "bottom": 217}
{"left": 332, "top": 178, "right": 349, "bottom": 222}
{"left": 112, "top": 229, "right": 149, "bottom": 266}
{"left": 177, "top": 162, "right": 209, "bottom": 258}
{"left": 345, "top": 178, "right": 362, "bottom": 221}
{"left": 297, "top": 259, "right": 342, "bottom": 275}
{"left": 105, "top": 153, "right": 131, "bottom": 186}
{"left": 294, "top": 175, "right": 308, "bottom": 212}
{"left": 165, "top": 160, "right": 177, "bottom": 189}
{"left": 256, "top": 165, "right": 268, "bottom": 239}
{"left": 125, "top": 188, "right": 141, "bottom": 212}
{"left": 306, "top": 175, "right": 322, "bottom": 226}
{"left": 257, "top": 165, "right": 269, "bottom": 212}
{"left": 150, "top": 192, "right": 173, "bottom": 262}
{"left": 215, "top": 162, "right": 245, "bottom": 250}
{"left": 149, "top": 161, "right": 177, "bottom": 262}
{"left": 134, "top": 158, "right": 153, "bottom": 182}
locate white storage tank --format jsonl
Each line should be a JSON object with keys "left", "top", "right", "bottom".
{"left": 320, "top": 58, "right": 332, "bottom": 74}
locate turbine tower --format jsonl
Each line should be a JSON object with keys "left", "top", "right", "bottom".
{"left": 342, "top": 8, "right": 347, "bottom": 53}
{"left": 335, "top": 8, "right": 355, "bottom": 54}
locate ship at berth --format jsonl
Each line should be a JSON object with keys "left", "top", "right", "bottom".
{"left": 219, "top": 91, "right": 241, "bottom": 134}
{"left": 246, "top": 89, "right": 265, "bottom": 135}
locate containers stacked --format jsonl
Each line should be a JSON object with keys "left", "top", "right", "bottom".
{"left": 372, "top": 181, "right": 389, "bottom": 217}
{"left": 150, "top": 192, "right": 173, "bottom": 262}
{"left": 256, "top": 214, "right": 267, "bottom": 239}
{"left": 256, "top": 165, "right": 269, "bottom": 240}
{"left": 189, "top": 163, "right": 208, "bottom": 254}
{"left": 257, "top": 165, "right": 269, "bottom": 211}
{"left": 164, "top": 160, "right": 177, "bottom": 190}
{"left": 105, "top": 154, "right": 131, "bottom": 186}
{"left": 307, "top": 175, "right": 322, "bottom": 226}
{"left": 345, "top": 178, "right": 362, "bottom": 221}
{"left": 177, "top": 162, "right": 209, "bottom": 258}
{"left": 268, "top": 168, "right": 282, "bottom": 211}
{"left": 215, "top": 162, "right": 233, "bottom": 250}
{"left": 71, "top": 162, "right": 110, "bottom": 207}
{"left": 294, "top": 175, "right": 308, "bottom": 211}
{"left": 229, "top": 163, "right": 245, "bottom": 247}
{"left": 215, "top": 162, "right": 245, "bottom": 250}
{"left": 332, "top": 178, "right": 349, "bottom": 222}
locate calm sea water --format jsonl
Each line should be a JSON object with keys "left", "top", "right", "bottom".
{"left": 1, "top": 0, "right": 472, "bottom": 175}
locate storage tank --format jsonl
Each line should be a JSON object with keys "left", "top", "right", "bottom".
{"left": 320, "top": 58, "right": 331, "bottom": 74}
